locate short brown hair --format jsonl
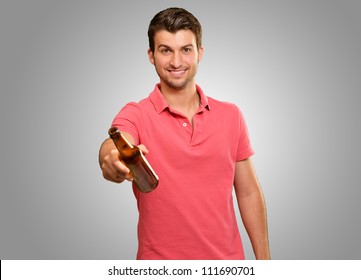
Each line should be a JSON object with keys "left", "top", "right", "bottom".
{"left": 148, "top": 7, "right": 202, "bottom": 53}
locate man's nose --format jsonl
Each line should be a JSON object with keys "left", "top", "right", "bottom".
{"left": 170, "top": 51, "right": 182, "bottom": 68}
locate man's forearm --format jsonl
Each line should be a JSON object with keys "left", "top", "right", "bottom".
{"left": 98, "top": 138, "right": 115, "bottom": 168}
{"left": 237, "top": 190, "right": 271, "bottom": 259}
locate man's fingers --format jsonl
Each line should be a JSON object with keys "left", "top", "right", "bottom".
{"left": 138, "top": 144, "right": 149, "bottom": 155}
{"left": 102, "top": 149, "right": 132, "bottom": 183}
{"left": 101, "top": 145, "right": 149, "bottom": 184}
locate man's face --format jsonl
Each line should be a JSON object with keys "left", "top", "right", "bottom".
{"left": 148, "top": 29, "right": 203, "bottom": 90}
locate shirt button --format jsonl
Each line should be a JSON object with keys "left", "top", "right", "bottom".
{"left": 183, "top": 122, "right": 187, "bottom": 127}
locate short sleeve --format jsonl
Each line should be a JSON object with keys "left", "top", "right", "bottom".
{"left": 236, "top": 108, "right": 255, "bottom": 161}
{"left": 111, "top": 102, "right": 142, "bottom": 145}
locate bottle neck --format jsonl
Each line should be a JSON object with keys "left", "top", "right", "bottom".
{"left": 108, "top": 127, "right": 132, "bottom": 150}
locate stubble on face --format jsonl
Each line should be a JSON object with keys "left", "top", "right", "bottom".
{"left": 153, "top": 57, "right": 196, "bottom": 90}
{"left": 149, "top": 30, "right": 203, "bottom": 92}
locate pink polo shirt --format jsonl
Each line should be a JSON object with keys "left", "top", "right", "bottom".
{"left": 112, "top": 84, "right": 254, "bottom": 259}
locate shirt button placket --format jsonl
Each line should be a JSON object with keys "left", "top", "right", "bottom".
{"left": 179, "top": 119, "right": 192, "bottom": 144}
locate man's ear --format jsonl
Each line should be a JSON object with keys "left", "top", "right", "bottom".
{"left": 148, "top": 48, "right": 155, "bottom": 65}
{"left": 198, "top": 46, "right": 204, "bottom": 62}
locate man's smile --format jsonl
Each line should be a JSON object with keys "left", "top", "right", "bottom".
{"left": 167, "top": 68, "right": 187, "bottom": 77}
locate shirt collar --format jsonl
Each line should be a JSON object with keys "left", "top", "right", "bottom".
{"left": 150, "top": 84, "right": 211, "bottom": 114}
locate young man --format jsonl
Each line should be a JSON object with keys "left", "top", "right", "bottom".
{"left": 99, "top": 7, "right": 270, "bottom": 260}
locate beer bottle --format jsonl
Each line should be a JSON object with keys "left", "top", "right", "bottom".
{"left": 108, "top": 127, "right": 159, "bottom": 193}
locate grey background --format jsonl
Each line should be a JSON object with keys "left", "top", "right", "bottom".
{"left": 1, "top": 0, "right": 360, "bottom": 260}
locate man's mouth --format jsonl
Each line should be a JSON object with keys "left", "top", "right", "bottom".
{"left": 168, "top": 69, "right": 187, "bottom": 77}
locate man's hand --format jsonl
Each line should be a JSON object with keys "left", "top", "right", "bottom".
{"left": 99, "top": 136, "right": 149, "bottom": 184}
{"left": 101, "top": 147, "right": 132, "bottom": 183}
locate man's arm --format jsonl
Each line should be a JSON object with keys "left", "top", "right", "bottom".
{"left": 234, "top": 157, "right": 271, "bottom": 259}
{"left": 99, "top": 132, "right": 148, "bottom": 184}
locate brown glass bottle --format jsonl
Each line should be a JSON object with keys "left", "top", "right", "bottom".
{"left": 108, "top": 127, "right": 159, "bottom": 193}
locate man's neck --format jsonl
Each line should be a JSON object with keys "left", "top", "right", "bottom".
{"left": 159, "top": 81, "right": 200, "bottom": 123}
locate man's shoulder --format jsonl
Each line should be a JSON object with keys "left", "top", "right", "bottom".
{"left": 207, "top": 96, "right": 241, "bottom": 114}
{"left": 121, "top": 95, "right": 152, "bottom": 111}
{"left": 122, "top": 84, "right": 163, "bottom": 111}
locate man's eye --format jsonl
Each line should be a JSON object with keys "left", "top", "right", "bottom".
{"left": 161, "top": 49, "right": 171, "bottom": 53}
{"left": 183, "top": 48, "right": 191, "bottom": 53}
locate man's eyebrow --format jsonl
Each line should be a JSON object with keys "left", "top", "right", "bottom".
{"left": 157, "top": 44, "right": 194, "bottom": 49}
{"left": 157, "top": 44, "right": 171, "bottom": 49}
{"left": 182, "top": 44, "right": 194, "bottom": 48}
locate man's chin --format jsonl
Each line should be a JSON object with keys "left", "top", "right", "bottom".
{"left": 164, "top": 79, "right": 191, "bottom": 90}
